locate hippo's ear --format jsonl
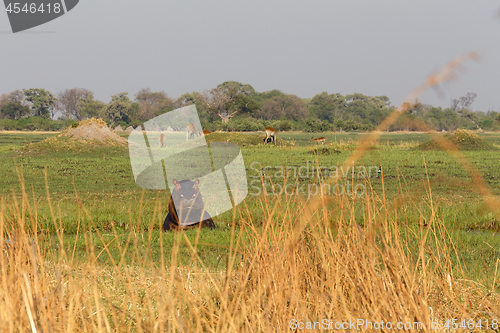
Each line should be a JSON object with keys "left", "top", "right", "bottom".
{"left": 193, "top": 179, "right": 200, "bottom": 190}
{"left": 173, "top": 179, "right": 181, "bottom": 191}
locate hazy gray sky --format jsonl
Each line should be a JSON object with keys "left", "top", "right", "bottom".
{"left": 1, "top": 0, "right": 499, "bottom": 112}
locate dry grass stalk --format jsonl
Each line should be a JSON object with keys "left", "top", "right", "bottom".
{"left": 0, "top": 172, "right": 498, "bottom": 332}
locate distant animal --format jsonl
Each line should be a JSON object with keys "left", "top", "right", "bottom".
{"left": 311, "top": 136, "right": 326, "bottom": 145}
{"left": 201, "top": 130, "right": 212, "bottom": 135}
{"left": 186, "top": 122, "right": 200, "bottom": 141}
{"left": 163, "top": 179, "right": 216, "bottom": 231}
{"left": 263, "top": 127, "right": 277, "bottom": 145}
{"left": 159, "top": 133, "right": 166, "bottom": 148}
{"left": 377, "top": 165, "right": 382, "bottom": 177}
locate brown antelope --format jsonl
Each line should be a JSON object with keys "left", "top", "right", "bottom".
{"left": 186, "top": 122, "right": 200, "bottom": 141}
{"left": 263, "top": 127, "right": 277, "bottom": 145}
{"left": 159, "top": 133, "right": 166, "bottom": 148}
{"left": 311, "top": 136, "right": 326, "bottom": 145}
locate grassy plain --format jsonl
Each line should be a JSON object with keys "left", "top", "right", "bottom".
{"left": 1, "top": 131, "right": 500, "bottom": 269}
{"left": 1, "top": 131, "right": 500, "bottom": 331}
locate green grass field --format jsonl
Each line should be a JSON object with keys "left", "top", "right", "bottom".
{"left": 0, "top": 131, "right": 499, "bottom": 281}
{"left": 2, "top": 130, "right": 500, "bottom": 331}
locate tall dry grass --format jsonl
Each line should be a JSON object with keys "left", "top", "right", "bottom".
{"left": 0, "top": 169, "right": 499, "bottom": 333}
{"left": 1, "top": 52, "right": 498, "bottom": 332}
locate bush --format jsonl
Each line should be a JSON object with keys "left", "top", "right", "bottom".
{"left": 0, "top": 117, "right": 77, "bottom": 131}
{"left": 277, "top": 120, "right": 292, "bottom": 131}
{"left": 0, "top": 119, "right": 17, "bottom": 130}
{"left": 213, "top": 118, "right": 265, "bottom": 132}
{"left": 128, "top": 120, "right": 142, "bottom": 129}
{"left": 234, "top": 118, "right": 257, "bottom": 131}
{"left": 304, "top": 118, "right": 333, "bottom": 132}
{"left": 359, "top": 123, "right": 374, "bottom": 131}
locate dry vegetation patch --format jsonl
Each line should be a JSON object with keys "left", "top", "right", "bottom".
{"left": 417, "top": 129, "right": 497, "bottom": 151}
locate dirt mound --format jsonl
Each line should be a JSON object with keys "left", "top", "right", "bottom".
{"left": 17, "top": 119, "right": 128, "bottom": 155}
{"left": 59, "top": 118, "right": 127, "bottom": 146}
{"left": 417, "top": 129, "right": 496, "bottom": 151}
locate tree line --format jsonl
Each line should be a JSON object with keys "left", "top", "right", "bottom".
{"left": 1, "top": 82, "right": 499, "bottom": 132}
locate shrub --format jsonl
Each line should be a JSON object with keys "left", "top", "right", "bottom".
{"left": 277, "top": 120, "right": 292, "bottom": 131}
{"left": 304, "top": 118, "right": 333, "bottom": 132}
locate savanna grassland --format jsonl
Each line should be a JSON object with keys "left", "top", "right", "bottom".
{"left": 1, "top": 130, "right": 500, "bottom": 332}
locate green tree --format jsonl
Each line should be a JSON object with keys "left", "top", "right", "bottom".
{"left": 345, "top": 93, "right": 370, "bottom": 120}
{"left": 253, "top": 89, "right": 283, "bottom": 104}
{"left": 135, "top": 88, "right": 175, "bottom": 121}
{"left": 259, "top": 94, "right": 307, "bottom": 121}
{"left": 176, "top": 91, "right": 211, "bottom": 122}
{"left": 478, "top": 117, "right": 494, "bottom": 130}
{"left": 309, "top": 92, "right": 345, "bottom": 122}
{"left": 77, "top": 95, "right": 105, "bottom": 120}
{"left": 375, "top": 95, "right": 391, "bottom": 107}
{"left": 458, "top": 108, "right": 480, "bottom": 129}
{"left": 0, "top": 101, "right": 30, "bottom": 119}
{"left": 344, "top": 93, "right": 390, "bottom": 127}
{"left": 103, "top": 92, "right": 134, "bottom": 125}
{"left": 233, "top": 94, "right": 260, "bottom": 116}
{"left": 177, "top": 91, "right": 206, "bottom": 108}
{"left": 23, "top": 88, "right": 56, "bottom": 118}
{"left": 424, "top": 107, "right": 445, "bottom": 130}
{"left": 217, "top": 81, "right": 256, "bottom": 98}
{"left": 204, "top": 82, "right": 259, "bottom": 122}
{"left": 441, "top": 108, "right": 460, "bottom": 131}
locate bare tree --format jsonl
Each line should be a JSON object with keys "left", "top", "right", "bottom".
{"left": 451, "top": 92, "right": 477, "bottom": 112}
{"left": 458, "top": 92, "right": 477, "bottom": 111}
{"left": 56, "top": 88, "right": 93, "bottom": 120}
{"left": 0, "top": 94, "right": 7, "bottom": 108}
{"left": 0, "top": 90, "right": 25, "bottom": 108}
{"left": 451, "top": 92, "right": 480, "bottom": 129}
{"left": 450, "top": 97, "right": 460, "bottom": 111}
{"left": 0, "top": 90, "right": 30, "bottom": 120}
{"left": 204, "top": 87, "right": 236, "bottom": 123}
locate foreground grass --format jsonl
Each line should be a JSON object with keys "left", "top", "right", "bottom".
{"left": 1, "top": 172, "right": 500, "bottom": 332}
